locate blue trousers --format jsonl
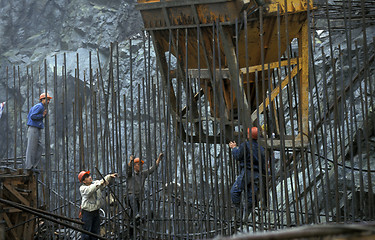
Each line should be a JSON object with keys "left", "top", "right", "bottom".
{"left": 81, "top": 209, "right": 100, "bottom": 240}
{"left": 230, "top": 168, "right": 259, "bottom": 208}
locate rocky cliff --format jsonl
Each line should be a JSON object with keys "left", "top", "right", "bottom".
{"left": 0, "top": 0, "right": 142, "bottom": 66}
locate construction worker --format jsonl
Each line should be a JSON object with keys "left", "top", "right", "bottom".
{"left": 229, "top": 127, "right": 265, "bottom": 211}
{"left": 126, "top": 153, "right": 163, "bottom": 221}
{"left": 25, "top": 92, "right": 52, "bottom": 170}
{"left": 78, "top": 170, "right": 118, "bottom": 240}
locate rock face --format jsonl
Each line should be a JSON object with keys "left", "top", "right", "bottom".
{"left": 0, "top": 0, "right": 147, "bottom": 160}
{"left": 0, "top": 0, "right": 143, "bottom": 66}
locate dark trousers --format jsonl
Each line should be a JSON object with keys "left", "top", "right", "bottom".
{"left": 230, "top": 168, "right": 259, "bottom": 208}
{"left": 81, "top": 209, "right": 100, "bottom": 240}
{"left": 127, "top": 194, "right": 141, "bottom": 218}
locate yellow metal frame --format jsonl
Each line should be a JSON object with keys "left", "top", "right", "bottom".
{"left": 136, "top": 0, "right": 312, "bottom": 146}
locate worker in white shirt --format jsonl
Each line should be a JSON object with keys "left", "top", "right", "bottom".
{"left": 78, "top": 170, "right": 117, "bottom": 240}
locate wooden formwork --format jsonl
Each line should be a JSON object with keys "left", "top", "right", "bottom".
{"left": 136, "top": 0, "right": 313, "bottom": 147}
{"left": 0, "top": 169, "right": 37, "bottom": 240}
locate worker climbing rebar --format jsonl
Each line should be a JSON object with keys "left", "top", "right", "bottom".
{"left": 229, "top": 127, "right": 266, "bottom": 216}
{"left": 126, "top": 153, "right": 163, "bottom": 222}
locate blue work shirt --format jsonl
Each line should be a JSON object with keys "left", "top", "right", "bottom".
{"left": 27, "top": 102, "right": 45, "bottom": 129}
{"left": 231, "top": 139, "right": 265, "bottom": 171}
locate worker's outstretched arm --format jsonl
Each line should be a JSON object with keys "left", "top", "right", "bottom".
{"left": 127, "top": 155, "right": 134, "bottom": 177}
{"left": 102, "top": 173, "right": 118, "bottom": 187}
{"left": 229, "top": 141, "right": 245, "bottom": 161}
{"left": 80, "top": 174, "right": 117, "bottom": 197}
{"left": 156, "top": 152, "right": 163, "bottom": 165}
{"left": 143, "top": 152, "right": 163, "bottom": 175}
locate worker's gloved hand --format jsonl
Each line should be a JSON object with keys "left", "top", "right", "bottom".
{"left": 102, "top": 173, "right": 118, "bottom": 186}
{"left": 110, "top": 173, "right": 118, "bottom": 178}
{"left": 109, "top": 173, "right": 117, "bottom": 184}
{"left": 128, "top": 155, "right": 134, "bottom": 166}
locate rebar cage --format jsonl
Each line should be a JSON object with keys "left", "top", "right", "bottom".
{"left": 0, "top": 0, "right": 375, "bottom": 239}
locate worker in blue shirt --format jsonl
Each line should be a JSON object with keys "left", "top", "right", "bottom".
{"left": 25, "top": 92, "right": 52, "bottom": 170}
{"left": 229, "top": 127, "right": 265, "bottom": 211}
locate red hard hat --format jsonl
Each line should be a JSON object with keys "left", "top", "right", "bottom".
{"left": 247, "top": 127, "right": 258, "bottom": 140}
{"left": 78, "top": 171, "right": 90, "bottom": 182}
{"left": 39, "top": 92, "right": 52, "bottom": 100}
{"left": 134, "top": 158, "right": 144, "bottom": 165}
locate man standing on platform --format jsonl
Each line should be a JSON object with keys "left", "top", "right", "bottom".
{"left": 25, "top": 92, "right": 52, "bottom": 171}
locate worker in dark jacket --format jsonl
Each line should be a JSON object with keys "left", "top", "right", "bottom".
{"left": 229, "top": 127, "right": 265, "bottom": 210}
{"left": 25, "top": 92, "right": 52, "bottom": 170}
{"left": 126, "top": 153, "right": 163, "bottom": 220}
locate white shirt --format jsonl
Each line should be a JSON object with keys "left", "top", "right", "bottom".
{"left": 80, "top": 175, "right": 111, "bottom": 212}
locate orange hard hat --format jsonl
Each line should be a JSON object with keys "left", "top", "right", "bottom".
{"left": 39, "top": 92, "right": 52, "bottom": 100}
{"left": 134, "top": 158, "right": 144, "bottom": 165}
{"left": 247, "top": 127, "right": 258, "bottom": 140}
{"left": 78, "top": 171, "right": 90, "bottom": 182}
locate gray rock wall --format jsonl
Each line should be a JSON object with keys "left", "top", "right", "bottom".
{"left": 0, "top": 0, "right": 142, "bottom": 66}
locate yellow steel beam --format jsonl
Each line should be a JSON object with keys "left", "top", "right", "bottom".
{"left": 181, "top": 58, "right": 299, "bottom": 79}
{"left": 299, "top": 20, "right": 309, "bottom": 137}
{"left": 240, "top": 58, "right": 299, "bottom": 74}
{"left": 137, "top": 0, "right": 313, "bottom": 144}
{"left": 251, "top": 63, "right": 302, "bottom": 122}
{"left": 264, "top": 0, "right": 314, "bottom": 14}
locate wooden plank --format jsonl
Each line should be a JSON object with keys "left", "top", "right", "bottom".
{"left": 0, "top": 171, "right": 36, "bottom": 240}
{"left": 3, "top": 213, "right": 20, "bottom": 240}
{"left": 180, "top": 58, "right": 299, "bottom": 79}
{"left": 3, "top": 183, "right": 30, "bottom": 206}
{"left": 2, "top": 206, "right": 22, "bottom": 213}
{"left": 23, "top": 213, "right": 35, "bottom": 240}
{"left": 29, "top": 175, "right": 37, "bottom": 208}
